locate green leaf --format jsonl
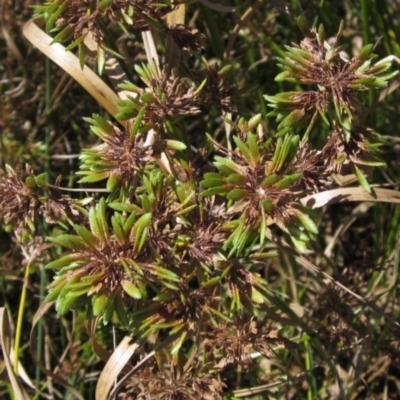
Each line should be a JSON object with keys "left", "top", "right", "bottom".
{"left": 247, "top": 133, "right": 261, "bottom": 163}
{"left": 175, "top": 204, "right": 197, "bottom": 217}
{"left": 354, "top": 165, "right": 371, "bottom": 193}
{"left": 201, "top": 186, "right": 231, "bottom": 197}
{"left": 106, "top": 172, "right": 120, "bottom": 192}
{"left": 278, "top": 109, "right": 305, "bottom": 129}
{"left": 165, "top": 140, "right": 187, "bottom": 151}
{"left": 109, "top": 202, "right": 141, "bottom": 213}
{"left": 48, "top": 235, "right": 88, "bottom": 251}
{"left": 218, "top": 64, "right": 233, "bottom": 76}
{"left": 248, "top": 114, "right": 262, "bottom": 131}
{"left": 64, "top": 34, "right": 86, "bottom": 52}
{"left": 111, "top": 215, "right": 126, "bottom": 245}
{"left": 171, "top": 331, "right": 187, "bottom": 355}
{"left": 46, "top": 254, "right": 82, "bottom": 270}
{"left": 89, "top": 114, "right": 114, "bottom": 135}
{"left": 64, "top": 286, "right": 93, "bottom": 298}
{"left": 169, "top": 323, "right": 185, "bottom": 335}
{"left": 155, "top": 292, "right": 174, "bottom": 302}
{"left": 89, "top": 206, "right": 102, "bottom": 241}
{"left": 130, "top": 107, "right": 146, "bottom": 139}
{"left": 280, "top": 135, "right": 300, "bottom": 170}
{"left": 367, "top": 61, "right": 392, "bottom": 75}
{"left": 115, "top": 107, "right": 137, "bottom": 121}
{"left": 353, "top": 159, "right": 385, "bottom": 167}
{"left": 46, "top": 280, "right": 66, "bottom": 302}
{"left": 296, "top": 15, "right": 312, "bottom": 37}
{"left": 132, "top": 213, "right": 152, "bottom": 251}
{"left": 227, "top": 173, "right": 247, "bottom": 185}
{"left": 274, "top": 173, "right": 302, "bottom": 189}
{"left": 176, "top": 184, "right": 195, "bottom": 206}
{"left": 252, "top": 288, "right": 265, "bottom": 304}
{"left": 78, "top": 171, "right": 110, "bottom": 183}
{"left": 97, "top": 0, "right": 112, "bottom": 10}
{"left": 262, "top": 198, "right": 273, "bottom": 214}
{"left": 139, "top": 92, "right": 155, "bottom": 103}
{"left": 317, "top": 24, "right": 325, "bottom": 46}
{"left": 227, "top": 189, "right": 248, "bottom": 201}
{"left": 270, "top": 137, "right": 283, "bottom": 172}
{"left": 122, "top": 280, "right": 142, "bottom": 299}
{"left": 214, "top": 156, "right": 243, "bottom": 175}
{"left": 296, "top": 211, "right": 318, "bottom": 234}
{"left": 50, "top": 25, "right": 73, "bottom": 44}
{"left": 274, "top": 70, "right": 297, "bottom": 83}
{"left": 74, "top": 224, "right": 99, "bottom": 247}
{"left": 259, "top": 208, "right": 266, "bottom": 244}
{"left": 93, "top": 294, "right": 108, "bottom": 317}
{"left": 262, "top": 173, "right": 278, "bottom": 187}
{"left": 103, "top": 296, "right": 115, "bottom": 324}
{"left": 285, "top": 46, "right": 316, "bottom": 64}
{"left": 203, "top": 172, "right": 225, "bottom": 180}
{"left": 200, "top": 178, "right": 228, "bottom": 188}
{"left": 132, "top": 212, "right": 152, "bottom": 235}
{"left": 233, "top": 136, "right": 254, "bottom": 166}
{"left": 114, "top": 295, "right": 129, "bottom": 326}
{"left": 123, "top": 211, "right": 137, "bottom": 235}
{"left": 290, "top": 236, "right": 308, "bottom": 253}
{"left": 154, "top": 266, "right": 180, "bottom": 282}
{"left": 46, "top": 1, "right": 68, "bottom": 32}
{"left": 114, "top": 296, "right": 129, "bottom": 326}
{"left": 96, "top": 198, "right": 109, "bottom": 242}
{"left": 160, "top": 281, "right": 180, "bottom": 291}
{"left": 56, "top": 294, "right": 81, "bottom": 316}
{"left": 118, "top": 81, "right": 141, "bottom": 93}
{"left": 357, "top": 44, "right": 374, "bottom": 63}
{"left": 136, "top": 226, "right": 148, "bottom": 252}
{"left": 201, "top": 276, "right": 222, "bottom": 288}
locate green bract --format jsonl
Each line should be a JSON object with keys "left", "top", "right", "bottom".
{"left": 265, "top": 19, "right": 396, "bottom": 189}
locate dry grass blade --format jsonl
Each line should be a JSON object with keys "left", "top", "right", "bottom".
{"left": 96, "top": 336, "right": 139, "bottom": 400}
{"left": 29, "top": 302, "right": 85, "bottom": 400}
{"left": 22, "top": 19, "right": 119, "bottom": 117}
{"left": 95, "top": 336, "right": 139, "bottom": 400}
{"left": 8, "top": 349, "right": 36, "bottom": 391}
{"left": 301, "top": 187, "right": 400, "bottom": 209}
{"left": 141, "top": 30, "right": 160, "bottom": 72}
{"left": 0, "top": 307, "right": 30, "bottom": 400}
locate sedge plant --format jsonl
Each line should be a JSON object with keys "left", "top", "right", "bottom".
{"left": 1, "top": 1, "right": 400, "bottom": 399}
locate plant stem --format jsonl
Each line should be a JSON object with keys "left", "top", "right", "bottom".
{"left": 13, "top": 262, "right": 31, "bottom": 374}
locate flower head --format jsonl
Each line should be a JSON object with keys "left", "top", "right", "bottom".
{"left": 0, "top": 165, "right": 39, "bottom": 232}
